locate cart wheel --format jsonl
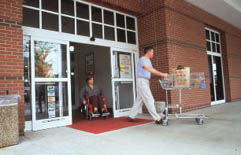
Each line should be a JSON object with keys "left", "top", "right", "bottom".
{"left": 195, "top": 118, "right": 204, "bottom": 125}
{"left": 162, "top": 119, "right": 168, "bottom": 126}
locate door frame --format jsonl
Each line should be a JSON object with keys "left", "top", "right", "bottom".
{"left": 23, "top": 27, "right": 139, "bottom": 130}
{"left": 110, "top": 47, "right": 137, "bottom": 117}
{"left": 30, "top": 36, "right": 72, "bottom": 131}
{"left": 206, "top": 27, "right": 226, "bottom": 105}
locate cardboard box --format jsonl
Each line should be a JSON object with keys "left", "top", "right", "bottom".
{"left": 173, "top": 67, "right": 190, "bottom": 88}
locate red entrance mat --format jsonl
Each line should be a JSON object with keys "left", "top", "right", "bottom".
{"left": 67, "top": 117, "right": 153, "bottom": 134}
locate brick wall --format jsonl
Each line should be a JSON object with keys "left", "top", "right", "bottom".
{"left": 163, "top": 0, "right": 241, "bottom": 103}
{"left": 1, "top": 0, "right": 240, "bottom": 133}
{"left": 225, "top": 33, "right": 241, "bottom": 101}
{"left": 0, "top": 0, "right": 24, "bottom": 135}
{"left": 136, "top": 0, "right": 241, "bottom": 112}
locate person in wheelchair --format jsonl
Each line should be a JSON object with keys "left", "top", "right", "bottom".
{"left": 80, "top": 75, "right": 110, "bottom": 118}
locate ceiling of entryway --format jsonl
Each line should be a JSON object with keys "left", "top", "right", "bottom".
{"left": 185, "top": 0, "right": 241, "bottom": 30}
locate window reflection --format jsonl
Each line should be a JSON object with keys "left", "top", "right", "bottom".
{"left": 34, "top": 41, "right": 67, "bottom": 78}
{"left": 35, "top": 82, "right": 69, "bottom": 120}
{"left": 23, "top": 39, "right": 32, "bottom": 121}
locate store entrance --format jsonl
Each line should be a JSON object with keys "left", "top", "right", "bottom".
{"left": 23, "top": 39, "right": 137, "bottom": 131}
{"left": 70, "top": 42, "right": 137, "bottom": 119}
{"left": 70, "top": 42, "right": 113, "bottom": 118}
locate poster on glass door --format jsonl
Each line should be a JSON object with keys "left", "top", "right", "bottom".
{"left": 47, "top": 86, "right": 56, "bottom": 118}
{"left": 119, "top": 54, "right": 132, "bottom": 78}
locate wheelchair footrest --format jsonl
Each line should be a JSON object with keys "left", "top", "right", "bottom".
{"left": 101, "top": 112, "right": 110, "bottom": 117}
{"left": 92, "top": 113, "right": 101, "bottom": 117}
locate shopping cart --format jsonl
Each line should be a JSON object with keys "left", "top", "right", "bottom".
{"left": 159, "top": 72, "right": 207, "bottom": 126}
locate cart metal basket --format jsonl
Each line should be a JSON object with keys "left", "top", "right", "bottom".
{"left": 159, "top": 72, "right": 207, "bottom": 126}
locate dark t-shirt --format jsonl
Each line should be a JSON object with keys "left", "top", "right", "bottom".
{"left": 80, "top": 84, "right": 102, "bottom": 102}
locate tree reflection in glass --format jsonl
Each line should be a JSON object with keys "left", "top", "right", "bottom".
{"left": 34, "top": 41, "right": 66, "bottom": 78}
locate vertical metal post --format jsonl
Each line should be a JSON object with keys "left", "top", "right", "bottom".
{"left": 165, "top": 90, "right": 168, "bottom": 120}
{"left": 179, "top": 89, "right": 182, "bottom": 114}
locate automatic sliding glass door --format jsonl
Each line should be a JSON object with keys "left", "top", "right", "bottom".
{"left": 111, "top": 48, "right": 136, "bottom": 117}
{"left": 31, "top": 37, "right": 72, "bottom": 130}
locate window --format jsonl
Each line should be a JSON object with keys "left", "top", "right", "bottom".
{"left": 117, "top": 29, "right": 126, "bottom": 43}
{"left": 104, "top": 10, "right": 114, "bottom": 25}
{"left": 92, "top": 23, "right": 102, "bottom": 38}
{"left": 127, "top": 31, "right": 136, "bottom": 44}
{"left": 42, "top": 12, "right": 59, "bottom": 31}
{"left": 23, "top": 0, "right": 39, "bottom": 8}
{"left": 77, "top": 20, "right": 89, "bottom": 36}
{"left": 76, "top": 2, "right": 89, "bottom": 19}
{"left": 22, "top": 1, "right": 137, "bottom": 45}
{"left": 92, "top": 6, "right": 102, "bottom": 23}
{"left": 42, "top": 0, "right": 58, "bottom": 12}
{"left": 205, "top": 29, "right": 221, "bottom": 53}
{"left": 126, "top": 16, "right": 135, "bottom": 30}
{"left": 62, "top": 16, "right": 75, "bottom": 34}
{"left": 104, "top": 26, "right": 115, "bottom": 41}
{"left": 116, "top": 13, "right": 125, "bottom": 28}
{"left": 61, "top": 0, "right": 74, "bottom": 16}
{"left": 23, "top": 7, "right": 39, "bottom": 28}
{"left": 34, "top": 41, "right": 67, "bottom": 78}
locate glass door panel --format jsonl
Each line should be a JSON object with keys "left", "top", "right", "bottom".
{"left": 111, "top": 49, "right": 136, "bottom": 117}
{"left": 208, "top": 55, "right": 215, "bottom": 101}
{"left": 213, "top": 56, "right": 224, "bottom": 101}
{"left": 114, "top": 81, "right": 134, "bottom": 111}
{"left": 206, "top": 28, "right": 225, "bottom": 105}
{"left": 35, "top": 82, "right": 69, "bottom": 120}
{"left": 23, "top": 37, "right": 32, "bottom": 122}
{"left": 208, "top": 55, "right": 225, "bottom": 105}
{"left": 31, "top": 37, "right": 71, "bottom": 130}
{"left": 34, "top": 41, "right": 67, "bottom": 78}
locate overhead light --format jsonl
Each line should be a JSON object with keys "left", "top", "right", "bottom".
{"left": 69, "top": 46, "right": 74, "bottom": 52}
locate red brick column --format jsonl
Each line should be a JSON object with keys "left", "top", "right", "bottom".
{"left": 0, "top": 0, "right": 24, "bottom": 135}
{"left": 163, "top": 0, "right": 241, "bottom": 103}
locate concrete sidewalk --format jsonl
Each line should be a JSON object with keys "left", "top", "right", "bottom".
{"left": 1, "top": 101, "right": 241, "bottom": 155}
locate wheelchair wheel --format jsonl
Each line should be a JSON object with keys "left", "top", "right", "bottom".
{"left": 88, "top": 114, "right": 92, "bottom": 121}
{"left": 104, "top": 115, "right": 109, "bottom": 119}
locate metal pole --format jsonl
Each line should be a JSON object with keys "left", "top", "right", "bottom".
{"left": 179, "top": 89, "right": 182, "bottom": 114}
{"left": 165, "top": 90, "right": 168, "bottom": 119}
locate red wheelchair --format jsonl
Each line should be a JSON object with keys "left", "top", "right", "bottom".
{"left": 80, "top": 94, "right": 110, "bottom": 120}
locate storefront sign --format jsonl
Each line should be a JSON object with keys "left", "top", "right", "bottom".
{"left": 119, "top": 54, "right": 132, "bottom": 78}
{"left": 85, "top": 53, "right": 94, "bottom": 75}
{"left": 47, "top": 86, "right": 56, "bottom": 118}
